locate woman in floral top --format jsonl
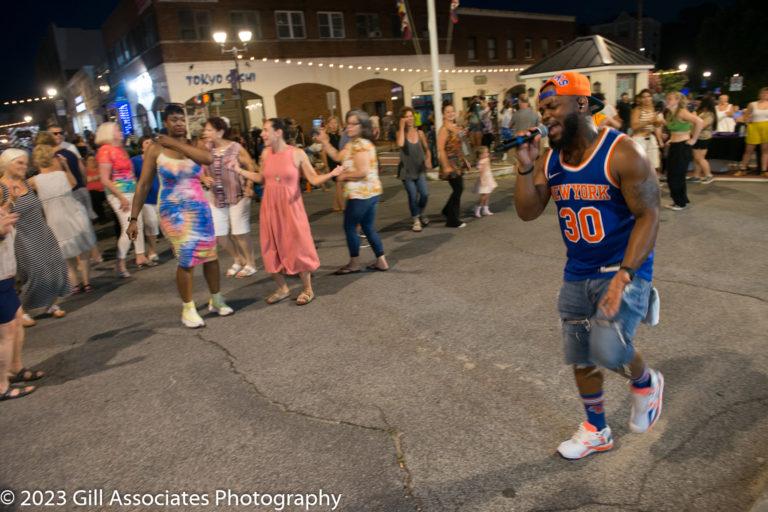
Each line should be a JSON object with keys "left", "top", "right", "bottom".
{"left": 318, "top": 110, "right": 389, "bottom": 274}
{"left": 95, "top": 122, "right": 147, "bottom": 276}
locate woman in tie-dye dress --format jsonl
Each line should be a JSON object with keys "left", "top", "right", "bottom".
{"left": 127, "top": 104, "right": 233, "bottom": 328}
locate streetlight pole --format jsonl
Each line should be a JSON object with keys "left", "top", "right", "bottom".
{"left": 213, "top": 31, "right": 252, "bottom": 137}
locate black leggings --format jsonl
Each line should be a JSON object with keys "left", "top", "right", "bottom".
{"left": 442, "top": 174, "right": 464, "bottom": 227}
{"left": 667, "top": 142, "right": 691, "bottom": 207}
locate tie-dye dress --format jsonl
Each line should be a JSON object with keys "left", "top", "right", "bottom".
{"left": 157, "top": 152, "right": 217, "bottom": 268}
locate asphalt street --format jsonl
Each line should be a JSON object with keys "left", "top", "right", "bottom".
{"left": 1, "top": 174, "right": 766, "bottom": 512}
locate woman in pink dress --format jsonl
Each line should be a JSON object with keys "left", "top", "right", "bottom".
{"left": 236, "top": 118, "right": 341, "bottom": 305}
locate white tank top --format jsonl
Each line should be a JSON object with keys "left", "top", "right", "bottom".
{"left": 751, "top": 102, "right": 768, "bottom": 123}
{"left": 716, "top": 106, "right": 736, "bottom": 132}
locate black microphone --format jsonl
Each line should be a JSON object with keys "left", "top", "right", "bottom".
{"left": 494, "top": 125, "right": 548, "bottom": 153}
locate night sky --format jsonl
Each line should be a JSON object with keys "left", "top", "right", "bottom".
{"left": 0, "top": 0, "right": 734, "bottom": 101}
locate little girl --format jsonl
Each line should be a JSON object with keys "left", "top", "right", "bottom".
{"left": 473, "top": 146, "right": 497, "bottom": 217}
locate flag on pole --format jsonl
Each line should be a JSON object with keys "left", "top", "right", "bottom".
{"left": 397, "top": 0, "right": 412, "bottom": 40}
{"left": 450, "top": 0, "right": 460, "bottom": 24}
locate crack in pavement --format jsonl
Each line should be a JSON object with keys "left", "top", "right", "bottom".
{"left": 653, "top": 278, "right": 767, "bottom": 304}
{"left": 530, "top": 501, "right": 650, "bottom": 512}
{"left": 193, "top": 331, "right": 423, "bottom": 511}
{"left": 635, "top": 395, "right": 768, "bottom": 508}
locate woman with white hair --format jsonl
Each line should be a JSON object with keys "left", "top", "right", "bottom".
{"left": 0, "top": 208, "right": 39, "bottom": 401}
{"left": 0, "top": 149, "right": 70, "bottom": 324}
{"left": 95, "top": 122, "right": 147, "bottom": 277}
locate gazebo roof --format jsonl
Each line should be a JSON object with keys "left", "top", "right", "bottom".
{"left": 519, "top": 35, "right": 654, "bottom": 77}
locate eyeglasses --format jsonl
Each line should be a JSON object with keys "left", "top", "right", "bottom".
{"left": 50, "top": 131, "right": 63, "bottom": 136}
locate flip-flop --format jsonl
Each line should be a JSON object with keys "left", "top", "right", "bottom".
{"left": 296, "top": 291, "right": 315, "bottom": 306}
{"left": 334, "top": 267, "right": 361, "bottom": 275}
{"left": 265, "top": 290, "right": 290, "bottom": 305}
{"left": 366, "top": 264, "right": 389, "bottom": 272}
{"left": 9, "top": 368, "right": 45, "bottom": 384}
{"left": 0, "top": 385, "right": 36, "bottom": 402}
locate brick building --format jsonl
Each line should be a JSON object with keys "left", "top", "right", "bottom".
{"left": 97, "top": 0, "right": 575, "bottom": 136}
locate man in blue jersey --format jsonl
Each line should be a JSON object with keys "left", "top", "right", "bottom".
{"left": 514, "top": 72, "right": 663, "bottom": 459}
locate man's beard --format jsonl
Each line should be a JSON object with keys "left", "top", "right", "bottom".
{"left": 549, "top": 112, "right": 581, "bottom": 150}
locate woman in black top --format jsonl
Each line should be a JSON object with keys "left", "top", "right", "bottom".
{"left": 396, "top": 107, "right": 432, "bottom": 232}
{"left": 321, "top": 116, "right": 344, "bottom": 211}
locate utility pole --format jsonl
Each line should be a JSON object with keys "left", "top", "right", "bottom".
{"left": 427, "top": 0, "right": 442, "bottom": 129}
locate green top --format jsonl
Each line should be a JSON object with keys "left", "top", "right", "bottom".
{"left": 666, "top": 114, "right": 692, "bottom": 133}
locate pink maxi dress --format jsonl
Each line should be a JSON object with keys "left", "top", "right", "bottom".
{"left": 259, "top": 146, "right": 320, "bottom": 274}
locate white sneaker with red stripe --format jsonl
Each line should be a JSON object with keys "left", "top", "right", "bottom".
{"left": 557, "top": 422, "right": 614, "bottom": 460}
{"left": 629, "top": 369, "right": 664, "bottom": 433}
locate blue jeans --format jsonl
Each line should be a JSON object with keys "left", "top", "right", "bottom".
{"left": 557, "top": 277, "right": 652, "bottom": 369}
{"left": 344, "top": 197, "right": 384, "bottom": 258}
{"left": 402, "top": 175, "right": 429, "bottom": 218}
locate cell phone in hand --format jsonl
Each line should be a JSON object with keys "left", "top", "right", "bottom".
{"left": 311, "top": 119, "right": 323, "bottom": 137}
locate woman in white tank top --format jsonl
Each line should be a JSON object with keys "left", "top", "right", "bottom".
{"left": 736, "top": 87, "right": 768, "bottom": 177}
{"left": 715, "top": 94, "right": 736, "bottom": 133}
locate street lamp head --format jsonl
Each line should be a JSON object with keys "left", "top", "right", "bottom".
{"left": 238, "top": 30, "right": 252, "bottom": 43}
{"left": 678, "top": 63, "right": 688, "bottom": 72}
{"left": 46, "top": 87, "right": 57, "bottom": 97}
{"left": 23, "top": 115, "right": 32, "bottom": 123}
{"left": 703, "top": 71, "right": 712, "bottom": 78}
{"left": 639, "top": 47, "right": 645, "bottom": 52}
{"left": 99, "top": 84, "right": 111, "bottom": 93}
{"left": 213, "top": 31, "right": 227, "bottom": 44}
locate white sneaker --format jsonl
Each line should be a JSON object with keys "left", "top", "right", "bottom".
{"left": 629, "top": 369, "right": 664, "bottom": 433}
{"left": 208, "top": 298, "right": 234, "bottom": 317}
{"left": 181, "top": 307, "right": 205, "bottom": 328}
{"left": 482, "top": 206, "right": 494, "bottom": 216}
{"left": 663, "top": 203, "right": 687, "bottom": 211}
{"left": 474, "top": 206, "right": 482, "bottom": 218}
{"left": 419, "top": 215, "right": 430, "bottom": 226}
{"left": 457, "top": 222, "right": 467, "bottom": 228}
{"left": 411, "top": 218, "right": 423, "bottom": 232}
{"left": 557, "top": 422, "right": 614, "bottom": 460}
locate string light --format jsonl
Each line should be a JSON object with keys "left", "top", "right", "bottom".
{"left": 244, "top": 59, "right": 524, "bottom": 74}
{"left": 0, "top": 120, "right": 33, "bottom": 129}
{"left": 2, "top": 95, "right": 55, "bottom": 106}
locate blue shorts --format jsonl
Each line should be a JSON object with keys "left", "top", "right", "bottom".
{"left": 0, "top": 277, "right": 21, "bottom": 324}
{"left": 557, "top": 277, "right": 652, "bottom": 368}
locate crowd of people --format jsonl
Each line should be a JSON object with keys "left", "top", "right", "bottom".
{"left": 0, "top": 78, "right": 765, "bottom": 448}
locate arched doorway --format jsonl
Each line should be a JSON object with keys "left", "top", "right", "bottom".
{"left": 183, "top": 89, "right": 264, "bottom": 137}
{"left": 348, "top": 79, "right": 405, "bottom": 119}
{"left": 274, "top": 83, "right": 340, "bottom": 135}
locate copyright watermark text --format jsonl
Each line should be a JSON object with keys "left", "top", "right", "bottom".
{"left": 0, "top": 489, "right": 342, "bottom": 510}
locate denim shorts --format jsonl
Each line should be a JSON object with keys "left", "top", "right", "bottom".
{"left": 557, "top": 277, "right": 652, "bottom": 368}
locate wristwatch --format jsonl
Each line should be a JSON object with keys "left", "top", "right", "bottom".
{"left": 128, "top": 217, "right": 139, "bottom": 223}
{"left": 619, "top": 266, "right": 635, "bottom": 280}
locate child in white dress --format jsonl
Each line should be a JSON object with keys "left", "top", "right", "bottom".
{"left": 473, "top": 146, "right": 497, "bottom": 217}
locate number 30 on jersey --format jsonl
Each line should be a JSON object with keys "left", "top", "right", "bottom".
{"left": 559, "top": 207, "right": 605, "bottom": 243}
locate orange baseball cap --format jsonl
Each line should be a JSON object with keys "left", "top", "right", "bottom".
{"left": 538, "top": 71, "right": 605, "bottom": 113}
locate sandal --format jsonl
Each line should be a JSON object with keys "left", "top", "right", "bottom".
{"left": 296, "top": 290, "right": 315, "bottom": 306}
{"left": 9, "top": 368, "right": 45, "bottom": 384}
{"left": 116, "top": 268, "right": 131, "bottom": 279}
{"left": 0, "top": 385, "right": 36, "bottom": 402}
{"left": 22, "top": 314, "right": 36, "bottom": 327}
{"left": 226, "top": 263, "right": 243, "bottom": 277}
{"left": 47, "top": 305, "right": 66, "bottom": 318}
{"left": 81, "top": 284, "right": 94, "bottom": 293}
{"left": 235, "top": 265, "right": 257, "bottom": 278}
{"left": 333, "top": 266, "right": 361, "bottom": 275}
{"left": 265, "top": 289, "right": 290, "bottom": 305}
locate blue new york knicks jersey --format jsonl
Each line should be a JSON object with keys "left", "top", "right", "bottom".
{"left": 545, "top": 128, "right": 654, "bottom": 281}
